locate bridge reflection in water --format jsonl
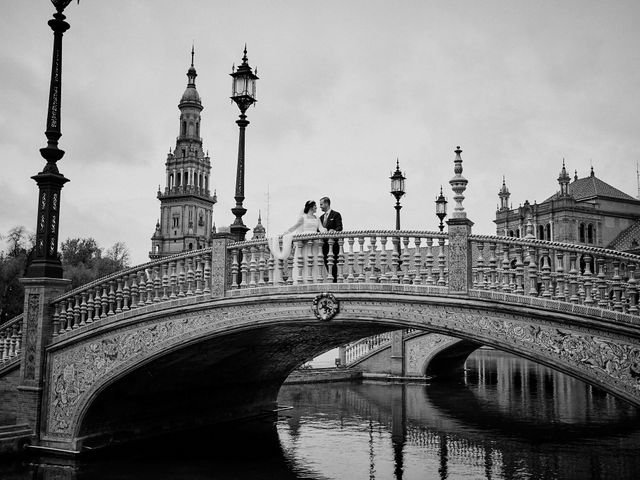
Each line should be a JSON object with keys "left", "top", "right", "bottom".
{"left": 6, "top": 349, "right": 640, "bottom": 480}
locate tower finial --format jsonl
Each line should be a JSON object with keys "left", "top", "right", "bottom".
{"left": 191, "top": 44, "right": 195, "bottom": 67}
{"left": 242, "top": 44, "right": 248, "bottom": 64}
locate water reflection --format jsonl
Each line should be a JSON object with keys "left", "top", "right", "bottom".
{"left": 4, "top": 349, "right": 640, "bottom": 479}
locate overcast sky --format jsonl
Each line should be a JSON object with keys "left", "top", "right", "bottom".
{"left": 2, "top": 1, "right": 639, "bottom": 265}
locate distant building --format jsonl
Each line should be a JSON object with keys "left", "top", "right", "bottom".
{"left": 150, "top": 50, "right": 217, "bottom": 259}
{"left": 252, "top": 212, "right": 266, "bottom": 240}
{"left": 494, "top": 162, "right": 640, "bottom": 253}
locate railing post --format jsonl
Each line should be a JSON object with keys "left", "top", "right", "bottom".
{"left": 211, "top": 233, "right": 235, "bottom": 297}
{"left": 447, "top": 146, "right": 473, "bottom": 294}
{"left": 17, "top": 277, "right": 70, "bottom": 433}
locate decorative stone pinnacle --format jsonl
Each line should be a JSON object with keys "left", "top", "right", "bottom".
{"left": 449, "top": 146, "right": 468, "bottom": 219}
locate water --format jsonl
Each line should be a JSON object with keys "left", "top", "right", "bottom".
{"left": 3, "top": 349, "right": 640, "bottom": 479}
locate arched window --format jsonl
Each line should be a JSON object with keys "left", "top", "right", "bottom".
{"left": 537, "top": 225, "right": 545, "bottom": 240}
{"left": 189, "top": 243, "right": 193, "bottom": 250}
{"left": 169, "top": 173, "right": 174, "bottom": 189}
{"left": 587, "top": 224, "right": 595, "bottom": 244}
{"left": 199, "top": 174, "right": 203, "bottom": 189}
{"left": 196, "top": 122, "right": 200, "bottom": 137}
{"left": 181, "top": 121, "right": 186, "bottom": 135}
{"left": 579, "top": 223, "right": 585, "bottom": 243}
{"left": 508, "top": 230, "right": 514, "bottom": 237}
{"left": 176, "top": 173, "right": 181, "bottom": 187}
{"left": 545, "top": 224, "right": 551, "bottom": 241}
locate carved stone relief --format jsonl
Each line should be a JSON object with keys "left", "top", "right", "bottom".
{"left": 24, "top": 294, "right": 40, "bottom": 381}
{"left": 405, "top": 334, "right": 458, "bottom": 376}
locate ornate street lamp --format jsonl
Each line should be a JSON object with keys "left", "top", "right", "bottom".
{"left": 26, "top": 0, "right": 77, "bottom": 278}
{"left": 390, "top": 159, "right": 406, "bottom": 230}
{"left": 229, "top": 45, "right": 259, "bottom": 241}
{"left": 435, "top": 185, "right": 448, "bottom": 232}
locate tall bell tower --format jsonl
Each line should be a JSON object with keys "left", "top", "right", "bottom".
{"left": 150, "top": 48, "right": 217, "bottom": 259}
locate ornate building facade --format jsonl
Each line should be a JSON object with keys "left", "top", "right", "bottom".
{"left": 494, "top": 162, "right": 640, "bottom": 253}
{"left": 150, "top": 51, "right": 217, "bottom": 259}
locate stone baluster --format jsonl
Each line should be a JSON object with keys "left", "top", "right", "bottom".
{"left": 514, "top": 246, "right": 525, "bottom": 295}
{"left": 316, "top": 239, "right": 325, "bottom": 283}
{"left": 257, "top": 245, "right": 267, "bottom": 286}
{"left": 379, "top": 236, "right": 389, "bottom": 284}
{"left": 115, "top": 277, "right": 123, "bottom": 313}
{"left": 92, "top": 286, "right": 101, "bottom": 321}
{"left": 475, "top": 241, "right": 485, "bottom": 289}
{"left": 425, "top": 237, "right": 434, "bottom": 285}
{"left": 368, "top": 235, "right": 378, "bottom": 283}
{"left": 527, "top": 246, "right": 538, "bottom": 297}
{"left": 437, "top": 237, "right": 446, "bottom": 286}
{"left": 500, "top": 244, "right": 510, "bottom": 292}
{"left": 540, "top": 249, "right": 551, "bottom": 298}
{"left": 412, "top": 237, "right": 422, "bottom": 285}
{"left": 596, "top": 257, "right": 607, "bottom": 308}
{"left": 357, "top": 237, "right": 367, "bottom": 283}
{"left": 145, "top": 270, "right": 154, "bottom": 304}
{"left": 583, "top": 254, "right": 594, "bottom": 306}
{"left": 86, "top": 289, "right": 94, "bottom": 325}
{"left": 175, "top": 259, "right": 184, "bottom": 296}
{"left": 121, "top": 275, "right": 130, "bottom": 310}
{"left": 612, "top": 260, "right": 623, "bottom": 311}
{"left": 568, "top": 252, "right": 579, "bottom": 303}
{"left": 231, "top": 248, "right": 239, "bottom": 289}
{"left": 52, "top": 303, "right": 61, "bottom": 337}
{"left": 487, "top": 242, "right": 498, "bottom": 290}
{"left": 58, "top": 299, "right": 68, "bottom": 333}
{"left": 555, "top": 251, "right": 565, "bottom": 301}
{"left": 248, "top": 246, "right": 258, "bottom": 287}
{"left": 130, "top": 273, "right": 140, "bottom": 308}
{"left": 346, "top": 237, "right": 356, "bottom": 283}
{"left": 161, "top": 264, "right": 169, "bottom": 300}
{"left": 138, "top": 271, "right": 147, "bottom": 305}
{"left": 627, "top": 262, "right": 638, "bottom": 314}
{"left": 107, "top": 280, "right": 116, "bottom": 315}
{"left": 327, "top": 238, "right": 336, "bottom": 281}
{"left": 390, "top": 237, "right": 400, "bottom": 284}
{"left": 291, "top": 240, "right": 301, "bottom": 284}
{"left": 79, "top": 292, "right": 88, "bottom": 326}
{"left": 401, "top": 236, "right": 411, "bottom": 284}
{"left": 285, "top": 254, "right": 294, "bottom": 286}
{"left": 70, "top": 294, "right": 80, "bottom": 329}
{"left": 153, "top": 266, "right": 162, "bottom": 301}
{"left": 337, "top": 238, "right": 346, "bottom": 283}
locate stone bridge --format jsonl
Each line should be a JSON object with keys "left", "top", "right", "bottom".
{"left": 2, "top": 225, "right": 640, "bottom": 452}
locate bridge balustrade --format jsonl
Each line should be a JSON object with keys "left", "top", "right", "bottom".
{"left": 49, "top": 249, "right": 213, "bottom": 336}
{"left": 469, "top": 235, "right": 639, "bottom": 317}
{"left": 227, "top": 230, "right": 450, "bottom": 288}
{"left": 0, "top": 314, "right": 22, "bottom": 365}
{"left": 344, "top": 332, "right": 394, "bottom": 364}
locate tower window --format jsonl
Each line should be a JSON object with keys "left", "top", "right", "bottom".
{"left": 579, "top": 223, "right": 586, "bottom": 243}
{"left": 173, "top": 216, "right": 180, "bottom": 228}
{"left": 181, "top": 121, "right": 186, "bottom": 135}
{"left": 545, "top": 224, "right": 551, "bottom": 240}
{"left": 176, "top": 173, "right": 181, "bottom": 186}
{"left": 587, "top": 224, "right": 595, "bottom": 244}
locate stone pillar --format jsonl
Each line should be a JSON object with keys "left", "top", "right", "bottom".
{"left": 210, "top": 233, "right": 235, "bottom": 297}
{"left": 390, "top": 329, "right": 404, "bottom": 376}
{"left": 338, "top": 346, "right": 346, "bottom": 367}
{"left": 447, "top": 146, "right": 474, "bottom": 294}
{"left": 17, "top": 277, "right": 70, "bottom": 433}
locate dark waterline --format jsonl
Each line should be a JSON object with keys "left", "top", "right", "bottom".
{"left": 3, "top": 349, "right": 640, "bottom": 479}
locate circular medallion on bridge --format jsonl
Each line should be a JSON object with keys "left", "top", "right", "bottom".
{"left": 312, "top": 293, "right": 339, "bottom": 321}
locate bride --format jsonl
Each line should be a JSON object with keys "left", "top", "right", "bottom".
{"left": 269, "top": 200, "right": 327, "bottom": 283}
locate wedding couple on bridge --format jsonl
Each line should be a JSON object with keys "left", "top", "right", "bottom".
{"left": 268, "top": 196, "right": 343, "bottom": 283}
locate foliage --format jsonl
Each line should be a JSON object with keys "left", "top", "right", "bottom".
{"left": 0, "top": 228, "right": 131, "bottom": 321}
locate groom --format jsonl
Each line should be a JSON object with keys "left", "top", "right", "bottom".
{"left": 319, "top": 196, "right": 343, "bottom": 282}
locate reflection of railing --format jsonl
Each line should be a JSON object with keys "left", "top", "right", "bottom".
{"left": 469, "top": 235, "right": 639, "bottom": 316}
{"left": 50, "top": 249, "right": 213, "bottom": 337}
{"left": 0, "top": 314, "right": 23, "bottom": 365}
{"left": 227, "top": 230, "right": 449, "bottom": 287}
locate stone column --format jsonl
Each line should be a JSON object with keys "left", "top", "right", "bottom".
{"left": 447, "top": 146, "right": 474, "bottom": 294}
{"left": 17, "top": 277, "right": 70, "bottom": 433}
{"left": 210, "top": 233, "right": 235, "bottom": 297}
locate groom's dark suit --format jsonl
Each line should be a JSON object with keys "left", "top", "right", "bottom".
{"left": 320, "top": 209, "right": 343, "bottom": 282}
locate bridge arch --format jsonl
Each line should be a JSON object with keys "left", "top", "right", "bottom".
{"left": 41, "top": 286, "right": 640, "bottom": 451}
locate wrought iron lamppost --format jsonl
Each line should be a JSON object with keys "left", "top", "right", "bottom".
{"left": 229, "top": 46, "right": 259, "bottom": 242}
{"left": 390, "top": 159, "right": 406, "bottom": 230}
{"left": 435, "top": 186, "right": 448, "bottom": 232}
{"left": 26, "top": 0, "right": 77, "bottom": 278}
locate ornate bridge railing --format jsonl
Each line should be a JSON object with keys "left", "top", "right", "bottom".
{"left": 0, "top": 314, "right": 23, "bottom": 366}
{"left": 469, "top": 235, "right": 639, "bottom": 318}
{"left": 49, "top": 248, "right": 213, "bottom": 337}
{"left": 227, "top": 230, "right": 449, "bottom": 288}
{"left": 44, "top": 229, "right": 640, "bottom": 342}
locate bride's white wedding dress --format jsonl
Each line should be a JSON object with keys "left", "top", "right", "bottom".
{"left": 269, "top": 214, "right": 327, "bottom": 284}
